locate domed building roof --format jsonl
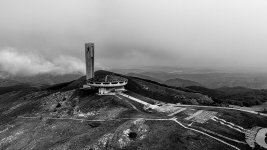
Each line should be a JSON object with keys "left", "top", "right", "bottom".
{"left": 87, "top": 74, "right": 128, "bottom": 87}
{"left": 89, "top": 74, "right": 127, "bottom": 82}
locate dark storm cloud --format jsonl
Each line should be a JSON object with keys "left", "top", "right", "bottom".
{"left": 0, "top": 0, "right": 267, "bottom": 74}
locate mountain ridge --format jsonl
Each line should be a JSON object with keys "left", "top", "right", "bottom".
{"left": 0, "top": 70, "right": 267, "bottom": 150}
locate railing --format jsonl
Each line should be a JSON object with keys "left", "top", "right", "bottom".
{"left": 87, "top": 81, "right": 128, "bottom": 87}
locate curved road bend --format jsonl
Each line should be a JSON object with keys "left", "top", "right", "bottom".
{"left": 170, "top": 118, "right": 241, "bottom": 150}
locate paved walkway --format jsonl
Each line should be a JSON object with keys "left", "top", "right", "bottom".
{"left": 118, "top": 93, "right": 152, "bottom": 106}
{"left": 0, "top": 128, "right": 8, "bottom": 134}
{"left": 185, "top": 110, "right": 204, "bottom": 120}
{"left": 168, "top": 108, "right": 186, "bottom": 116}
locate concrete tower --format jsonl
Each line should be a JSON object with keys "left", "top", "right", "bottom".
{"left": 85, "top": 43, "right": 94, "bottom": 80}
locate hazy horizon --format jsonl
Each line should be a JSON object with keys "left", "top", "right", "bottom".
{"left": 1, "top": 0, "right": 267, "bottom": 75}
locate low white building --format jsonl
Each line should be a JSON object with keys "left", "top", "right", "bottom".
{"left": 86, "top": 74, "right": 128, "bottom": 95}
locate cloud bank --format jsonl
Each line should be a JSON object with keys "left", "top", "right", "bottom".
{"left": 0, "top": 48, "right": 85, "bottom": 76}
{"left": 1, "top": 0, "right": 267, "bottom": 71}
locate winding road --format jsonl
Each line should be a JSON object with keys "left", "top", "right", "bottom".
{"left": 118, "top": 92, "right": 267, "bottom": 149}
{"left": 17, "top": 115, "right": 241, "bottom": 150}
{"left": 12, "top": 92, "right": 267, "bottom": 150}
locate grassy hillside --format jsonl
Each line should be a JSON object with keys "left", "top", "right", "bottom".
{"left": 140, "top": 71, "right": 267, "bottom": 89}
{"left": 187, "top": 86, "right": 267, "bottom": 107}
{"left": 43, "top": 70, "right": 267, "bottom": 108}
{"left": 1, "top": 70, "right": 267, "bottom": 150}
{"left": 164, "top": 78, "right": 202, "bottom": 87}
{"left": 2, "top": 73, "right": 82, "bottom": 85}
{"left": 126, "top": 73, "right": 163, "bottom": 83}
{"left": 98, "top": 70, "right": 213, "bottom": 105}
{"left": 4, "top": 70, "right": 266, "bottom": 108}
{"left": 127, "top": 73, "right": 202, "bottom": 87}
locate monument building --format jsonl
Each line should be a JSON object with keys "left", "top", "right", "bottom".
{"left": 84, "top": 43, "right": 128, "bottom": 95}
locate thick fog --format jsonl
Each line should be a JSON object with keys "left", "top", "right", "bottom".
{"left": 1, "top": 0, "right": 267, "bottom": 75}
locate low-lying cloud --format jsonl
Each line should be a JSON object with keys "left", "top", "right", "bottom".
{"left": 1, "top": 0, "right": 267, "bottom": 71}
{"left": 0, "top": 48, "right": 86, "bottom": 76}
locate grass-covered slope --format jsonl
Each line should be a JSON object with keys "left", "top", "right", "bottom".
{"left": 41, "top": 70, "right": 213, "bottom": 105}
{"left": 0, "top": 70, "right": 267, "bottom": 150}
{"left": 187, "top": 86, "right": 267, "bottom": 107}
{"left": 164, "top": 78, "right": 202, "bottom": 87}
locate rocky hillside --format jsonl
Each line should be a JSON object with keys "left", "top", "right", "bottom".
{"left": 0, "top": 70, "right": 267, "bottom": 150}
{"left": 0, "top": 85, "right": 222, "bottom": 150}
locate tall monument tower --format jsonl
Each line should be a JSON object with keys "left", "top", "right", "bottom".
{"left": 83, "top": 42, "right": 128, "bottom": 94}
{"left": 85, "top": 43, "right": 94, "bottom": 80}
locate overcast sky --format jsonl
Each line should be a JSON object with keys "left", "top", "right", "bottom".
{"left": 0, "top": 0, "right": 267, "bottom": 75}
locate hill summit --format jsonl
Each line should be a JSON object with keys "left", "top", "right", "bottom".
{"left": 0, "top": 70, "right": 267, "bottom": 150}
